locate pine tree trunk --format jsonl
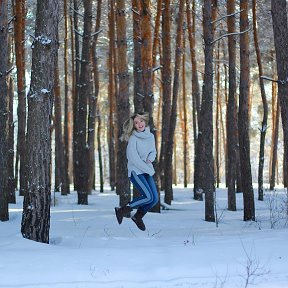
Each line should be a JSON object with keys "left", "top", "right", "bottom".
{"left": 97, "top": 112, "right": 104, "bottom": 192}
{"left": 215, "top": 42, "right": 220, "bottom": 188}
{"left": 77, "top": 0, "right": 93, "bottom": 203}
{"left": 13, "top": 0, "right": 27, "bottom": 196}
{"left": 239, "top": 0, "right": 255, "bottom": 221}
{"left": 270, "top": 98, "right": 280, "bottom": 190}
{"left": 72, "top": 0, "right": 81, "bottom": 192}
{"left": 199, "top": 0, "right": 215, "bottom": 222}
{"left": 8, "top": 77, "right": 15, "bottom": 203}
{"left": 63, "top": 0, "right": 71, "bottom": 194}
{"left": 159, "top": 0, "right": 172, "bottom": 192}
{"left": 108, "top": 0, "right": 116, "bottom": 191}
{"left": 0, "top": 0, "right": 9, "bottom": 221}
{"left": 89, "top": 0, "right": 102, "bottom": 192}
{"left": 186, "top": 0, "right": 202, "bottom": 200}
{"left": 226, "top": 0, "right": 237, "bottom": 211}
{"left": 132, "top": 0, "right": 144, "bottom": 113}
{"left": 115, "top": 0, "right": 131, "bottom": 206}
{"left": 54, "top": 61, "right": 65, "bottom": 193}
{"left": 152, "top": 0, "right": 162, "bottom": 87}
{"left": 181, "top": 34, "right": 188, "bottom": 187}
{"left": 164, "top": 0, "right": 184, "bottom": 205}
{"left": 21, "top": 0, "right": 59, "bottom": 243}
{"left": 252, "top": 0, "right": 268, "bottom": 201}
{"left": 271, "top": 0, "right": 288, "bottom": 189}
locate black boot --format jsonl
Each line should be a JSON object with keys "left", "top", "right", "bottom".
{"left": 115, "top": 205, "right": 132, "bottom": 224}
{"left": 132, "top": 209, "right": 146, "bottom": 231}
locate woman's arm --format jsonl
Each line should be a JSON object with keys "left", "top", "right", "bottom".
{"left": 146, "top": 134, "right": 157, "bottom": 162}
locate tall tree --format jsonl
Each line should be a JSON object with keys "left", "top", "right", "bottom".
{"left": 8, "top": 77, "right": 15, "bottom": 203}
{"left": 54, "top": 58, "right": 65, "bottom": 194}
{"left": 115, "top": 0, "right": 131, "bottom": 206}
{"left": 89, "top": 0, "right": 102, "bottom": 192}
{"left": 226, "top": 0, "right": 237, "bottom": 211}
{"left": 141, "top": 0, "right": 153, "bottom": 119}
{"left": 76, "top": 0, "right": 93, "bottom": 203}
{"left": 270, "top": 82, "right": 280, "bottom": 190}
{"left": 13, "top": 0, "right": 26, "bottom": 196}
{"left": 164, "top": 0, "right": 185, "bottom": 205}
{"left": 0, "top": 0, "right": 9, "bottom": 221}
{"left": 196, "top": 0, "right": 215, "bottom": 222}
{"left": 271, "top": 0, "right": 288, "bottom": 188}
{"left": 159, "top": 0, "right": 172, "bottom": 192}
{"left": 252, "top": 0, "right": 268, "bottom": 201}
{"left": 132, "top": 0, "right": 144, "bottom": 112}
{"left": 186, "top": 0, "right": 202, "bottom": 200}
{"left": 238, "top": 0, "right": 255, "bottom": 221}
{"left": 21, "top": 0, "right": 59, "bottom": 243}
{"left": 63, "top": 0, "right": 71, "bottom": 194}
{"left": 181, "top": 31, "right": 189, "bottom": 188}
{"left": 108, "top": 0, "right": 116, "bottom": 191}
{"left": 72, "top": 0, "right": 81, "bottom": 192}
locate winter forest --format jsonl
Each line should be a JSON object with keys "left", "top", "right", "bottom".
{"left": 0, "top": 0, "right": 288, "bottom": 246}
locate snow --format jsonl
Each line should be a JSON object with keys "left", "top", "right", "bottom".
{"left": 41, "top": 88, "right": 50, "bottom": 94}
{"left": 1, "top": 186, "right": 288, "bottom": 288}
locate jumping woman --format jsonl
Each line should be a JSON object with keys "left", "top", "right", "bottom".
{"left": 114, "top": 112, "right": 158, "bottom": 231}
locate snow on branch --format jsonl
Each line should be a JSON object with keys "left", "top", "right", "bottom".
{"left": 8, "top": 15, "right": 16, "bottom": 26}
{"left": 211, "top": 28, "right": 251, "bottom": 44}
{"left": 153, "top": 65, "right": 162, "bottom": 72}
{"left": 0, "top": 67, "right": 14, "bottom": 77}
{"left": 261, "top": 75, "right": 288, "bottom": 85}
{"left": 91, "top": 29, "right": 103, "bottom": 37}
{"left": 69, "top": 4, "right": 84, "bottom": 18}
{"left": 131, "top": 8, "right": 141, "bottom": 16}
{"left": 29, "top": 34, "right": 53, "bottom": 48}
{"left": 212, "top": 9, "right": 244, "bottom": 24}
{"left": 6, "top": 66, "right": 14, "bottom": 76}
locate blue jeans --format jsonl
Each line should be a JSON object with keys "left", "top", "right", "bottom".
{"left": 129, "top": 171, "right": 158, "bottom": 214}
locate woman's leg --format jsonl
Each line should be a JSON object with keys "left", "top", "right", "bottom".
{"left": 129, "top": 171, "right": 158, "bottom": 214}
{"left": 129, "top": 171, "right": 153, "bottom": 211}
{"left": 140, "top": 174, "right": 158, "bottom": 212}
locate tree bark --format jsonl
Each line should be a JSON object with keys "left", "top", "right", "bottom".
{"left": 72, "top": 0, "right": 80, "bottom": 192}
{"left": 198, "top": 0, "right": 215, "bottom": 222}
{"left": 0, "top": 0, "right": 9, "bottom": 221}
{"left": 270, "top": 97, "right": 280, "bottom": 190}
{"left": 159, "top": 0, "right": 172, "bottom": 191}
{"left": 252, "top": 0, "right": 268, "bottom": 201}
{"left": 54, "top": 60, "right": 65, "bottom": 194}
{"left": 97, "top": 110, "right": 104, "bottom": 192}
{"left": 186, "top": 0, "right": 202, "bottom": 200}
{"left": 63, "top": 0, "right": 71, "bottom": 194}
{"left": 21, "top": 0, "right": 59, "bottom": 243}
{"left": 239, "top": 0, "right": 255, "bottom": 221}
{"left": 132, "top": 0, "right": 144, "bottom": 112}
{"left": 115, "top": 0, "right": 131, "bottom": 206}
{"left": 164, "top": 0, "right": 184, "bottom": 205}
{"left": 77, "top": 0, "right": 93, "bottom": 203}
{"left": 13, "top": 0, "right": 27, "bottom": 196}
{"left": 8, "top": 77, "right": 15, "bottom": 203}
{"left": 226, "top": 0, "right": 237, "bottom": 211}
{"left": 108, "top": 0, "right": 116, "bottom": 191}
{"left": 271, "top": 0, "right": 288, "bottom": 189}
{"left": 89, "top": 0, "right": 102, "bottom": 192}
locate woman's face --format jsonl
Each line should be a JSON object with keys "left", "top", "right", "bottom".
{"left": 133, "top": 116, "right": 146, "bottom": 132}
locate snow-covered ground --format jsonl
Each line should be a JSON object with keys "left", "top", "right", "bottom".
{"left": 1, "top": 186, "right": 288, "bottom": 288}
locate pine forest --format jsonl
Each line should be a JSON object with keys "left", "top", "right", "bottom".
{"left": 1, "top": 0, "right": 288, "bottom": 244}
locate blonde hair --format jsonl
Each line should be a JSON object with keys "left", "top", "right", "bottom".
{"left": 120, "top": 112, "right": 149, "bottom": 141}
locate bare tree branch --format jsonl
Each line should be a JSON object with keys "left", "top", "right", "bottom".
{"left": 212, "top": 9, "right": 244, "bottom": 24}
{"left": 211, "top": 28, "right": 251, "bottom": 44}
